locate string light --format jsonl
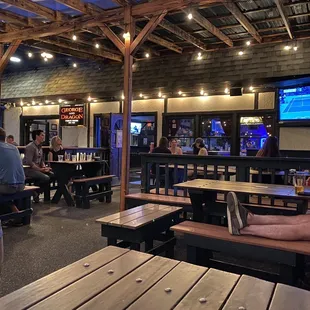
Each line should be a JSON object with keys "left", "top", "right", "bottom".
{"left": 178, "top": 91, "right": 182, "bottom": 95}
{"left": 58, "top": 99, "right": 63, "bottom": 103}
{"left": 45, "top": 100, "right": 49, "bottom": 104}
{"left": 238, "top": 51, "right": 244, "bottom": 56}
{"left": 123, "top": 32, "right": 130, "bottom": 40}
{"left": 145, "top": 53, "right": 150, "bottom": 58}
{"left": 249, "top": 86, "right": 254, "bottom": 91}
{"left": 139, "top": 93, "right": 143, "bottom": 98}
{"left": 293, "top": 46, "right": 298, "bottom": 51}
{"left": 32, "top": 99, "right": 35, "bottom": 106}
{"left": 72, "top": 34, "right": 77, "bottom": 41}
{"left": 87, "top": 96, "right": 92, "bottom": 102}
{"left": 95, "top": 43, "right": 100, "bottom": 49}
{"left": 246, "top": 41, "right": 251, "bottom": 46}
{"left": 197, "top": 52, "right": 202, "bottom": 60}
{"left": 158, "top": 91, "right": 162, "bottom": 98}
{"left": 73, "top": 63, "right": 77, "bottom": 68}
{"left": 28, "top": 52, "right": 33, "bottom": 58}
{"left": 284, "top": 45, "right": 291, "bottom": 50}
{"left": 225, "top": 88, "right": 229, "bottom": 94}
{"left": 188, "top": 13, "right": 193, "bottom": 20}
{"left": 121, "top": 94, "right": 125, "bottom": 100}
{"left": 200, "top": 89, "right": 204, "bottom": 96}
{"left": 20, "top": 100, "right": 24, "bottom": 106}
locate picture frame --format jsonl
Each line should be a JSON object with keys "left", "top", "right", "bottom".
{"left": 51, "top": 124, "right": 57, "bottom": 130}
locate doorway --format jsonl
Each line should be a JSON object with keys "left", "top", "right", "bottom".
{"left": 20, "top": 116, "right": 60, "bottom": 146}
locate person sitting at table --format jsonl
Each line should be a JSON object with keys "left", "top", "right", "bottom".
{"left": 6, "top": 134, "right": 18, "bottom": 146}
{"left": 227, "top": 191, "right": 310, "bottom": 240}
{"left": 169, "top": 138, "right": 183, "bottom": 155}
{"left": 23, "top": 129, "right": 53, "bottom": 203}
{"left": 0, "top": 127, "right": 25, "bottom": 213}
{"left": 48, "top": 136, "right": 65, "bottom": 162}
{"left": 256, "top": 136, "right": 281, "bottom": 158}
{"left": 192, "top": 138, "right": 208, "bottom": 156}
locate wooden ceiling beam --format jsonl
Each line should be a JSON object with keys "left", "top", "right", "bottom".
{"left": 185, "top": 9, "right": 233, "bottom": 47}
{"left": 99, "top": 26, "right": 125, "bottom": 54}
{"left": 158, "top": 18, "right": 208, "bottom": 51}
{"left": 0, "top": 0, "right": 67, "bottom": 21}
{"left": 39, "top": 37, "right": 123, "bottom": 61}
{"left": 55, "top": 0, "right": 104, "bottom": 16}
{"left": 130, "top": 11, "right": 167, "bottom": 56}
{"left": 223, "top": 0, "right": 262, "bottom": 43}
{"left": 0, "top": 39, "right": 21, "bottom": 74}
{"left": 274, "top": 0, "right": 294, "bottom": 39}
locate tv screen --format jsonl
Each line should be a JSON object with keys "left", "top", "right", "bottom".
{"left": 279, "top": 86, "right": 310, "bottom": 121}
{"left": 130, "top": 122, "right": 142, "bottom": 134}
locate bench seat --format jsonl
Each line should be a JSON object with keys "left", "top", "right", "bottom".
{"left": 73, "top": 175, "right": 113, "bottom": 208}
{"left": 171, "top": 221, "right": 310, "bottom": 284}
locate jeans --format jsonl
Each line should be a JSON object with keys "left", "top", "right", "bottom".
{"left": 24, "top": 169, "right": 54, "bottom": 193}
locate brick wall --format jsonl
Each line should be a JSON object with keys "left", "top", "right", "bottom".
{"left": 2, "top": 39, "right": 310, "bottom": 99}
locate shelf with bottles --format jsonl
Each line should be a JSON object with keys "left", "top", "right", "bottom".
{"left": 201, "top": 136, "right": 231, "bottom": 153}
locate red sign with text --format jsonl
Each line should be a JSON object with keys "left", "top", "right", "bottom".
{"left": 60, "top": 103, "right": 85, "bottom": 126}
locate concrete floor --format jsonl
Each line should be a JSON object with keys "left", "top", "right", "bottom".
{"left": 0, "top": 186, "right": 126, "bottom": 297}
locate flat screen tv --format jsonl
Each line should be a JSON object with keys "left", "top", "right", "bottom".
{"left": 130, "top": 122, "right": 142, "bottom": 134}
{"left": 279, "top": 86, "right": 310, "bottom": 121}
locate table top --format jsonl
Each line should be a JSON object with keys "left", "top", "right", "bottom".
{"left": 174, "top": 179, "right": 308, "bottom": 199}
{"left": 1, "top": 246, "right": 309, "bottom": 310}
{"left": 48, "top": 160, "right": 104, "bottom": 165}
{"left": 96, "top": 204, "right": 182, "bottom": 229}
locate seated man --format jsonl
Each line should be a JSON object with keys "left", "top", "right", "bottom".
{"left": 23, "top": 129, "right": 53, "bottom": 203}
{"left": 227, "top": 191, "right": 310, "bottom": 241}
{"left": 6, "top": 134, "right": 18, "bottom": 146}
{"left": 0, "top": 127, "right": 25, "bottom": 213}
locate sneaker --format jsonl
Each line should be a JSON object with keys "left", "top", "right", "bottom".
{"left": 226, "top": 192, "right": 249, "bottom": 235}
{"left": 33, "top": 192, "right": 40, "bottom": 203}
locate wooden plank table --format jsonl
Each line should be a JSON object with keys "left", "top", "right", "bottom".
{"left": 174, "top": 179, "right": 309, "bottom": 222}
{"left": 1, "top": 246, "right": 310, "bottom": 310}
{"left": 97, "top": 204, "right": 182, "bottom": 255}
{"left": 48, "top": 160, "right": 105, "bottom": 206}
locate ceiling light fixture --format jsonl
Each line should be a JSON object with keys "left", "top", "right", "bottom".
{"left": 188, "top": 13, "right": 193, "bottom": 20}
{"left": 145, "top": 53, "right": 150, "bottom": 58}
{"left": 178, "top": 91, "right": 182, "bottom": 95}
{"left": 123, "top": 32, "right": 130, "bottom": 40}
{"left": 95, "top": 43, "right": 100, "bottom": 49}
{"left": 73, "top": 63, "right": 77, "bottom": 68}
{"left": 28, "top": 52, "right": 33, "bottom": 58}
{"left": 41, "top": 52, "right": 53, "bottom": 59}
{"left": 246, "top": 41, "right": 251, "bottom": 46}
{"left": 249, "top": 86, "right": 254, "bottom": 91}
{"left": 197, "top": 52, "right": 202, "bottom": 60}
{"left": 87, "top": 96, "right": 92, "bottom": 102}
{"left": 238, "top": 51, "right": 244, "bottom": 56}
{"left": 225, "top": 88, "right": 229, "bottom": 94}
{"left": 72, "top": 34, "right": 77, "bottom": 41}
{"left": 284, "top": 45, "right": 291, "bottom": 51}
{"left": 10, "top": 56, "right": 21, "bottom": 63}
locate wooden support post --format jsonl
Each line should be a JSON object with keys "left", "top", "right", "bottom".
{"left": 119, "top": 6, "right": 134, "bottom": 211}
{"left": 0, "top": 40, "right": 21, "bottom": 74}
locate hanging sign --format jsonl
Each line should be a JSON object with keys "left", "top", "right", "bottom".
{"left": 60, "top": 103, "right": 85, "bottom": 126}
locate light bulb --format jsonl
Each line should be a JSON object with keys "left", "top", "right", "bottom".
{"left": 32, "top": 100, "right": 35, "bottom": 105}
{"left": 158, "top": 92, "right": 162, "bottom": 98}
{"left": 123, "top": 32, "right": 130, "bottom": 40}
{"left": 178, "top": 91, "right": 182, "bottom": 95}
{"left": 45, "top": 100, "right": 49, "bottom": 104}
{"left": 249, "top": 86, "right": 254, "bottom": 91}
{"left": 188, "top": 13, "right": 193, "bottom": 20}
{"left": 58, "top": 99, "right": 62, "bottom": 103}
{"left": 28, "top": 52, "right": 33, "bottom": 58}
{"left": 145, "top": 53, "right": 150, "bottom": 58}
{"left": 200, "top": 89, "right": 204, "bottom": 96}
{"left": 20, "top": 100, "right": 24, "bottom": 106}
{"left": 284, "top": 45, "right": 291, "bottom": 50}
{"left": 95, "top": 43, "right": 100, "bottom": 49}
{"left": 293, "top": 46, "right": 298, "bottom": 51}
{"left": 246, "top": 41, "right": 251, "bottom": 46}
{"left": 225, "top": 88, "right": 229, "bottom": 94}
{"left": 139, "top": 93, "right": 143, "bottom": 98}
{"left": 44, "top": 57, "right": 48, "bottom": 62}
{"left": 238, "top": 51, "right": 244, "bottom": 56}
{"left": 204, "top": 93, "right": 208, "bottom": 96}
{"left": 87, "top": 96, "right": 92, "bottom": 102}
{"left": 121, "top": 94, "right": 125, "bottom": 100}
{"left": 72, "top": 34, "right": 77, "bottom": 41}
{"left": 73, "top": 63, "right": 77, "bottom": 68}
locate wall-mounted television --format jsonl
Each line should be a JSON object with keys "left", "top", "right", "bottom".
{"left": 130, "top": 122, "right": 142, "bottom": 134}
{"left": 279, "top": 86, "right": 310, "bottom": 121}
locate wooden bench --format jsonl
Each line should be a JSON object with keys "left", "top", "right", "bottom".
{"left": 73, "top": 175, "right": 113, "bottom": 208}
{"left": 0, "top": 185, "right": 39, "bottom": 225}
{"left": 96, "top": 204, "right": 182, "bottom": 257}
{"left": 171, "top": 221, "right": 310, "bottom": 284}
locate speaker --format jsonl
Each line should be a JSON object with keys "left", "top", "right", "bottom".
{"left": 230, "top": 87, "right": 243, "bottom": 96}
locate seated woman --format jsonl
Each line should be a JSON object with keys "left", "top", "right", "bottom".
{"left": 254, "top": 136, "right": 283, "bottom": 184}
{"left": 48, "top": 136, "right": 65, "bottom": 162}
{"left": 169, "top": 138, "right": 183, "bottom": 155}
{"left": 192, "top": 138, "right": 208, "bottom": 156}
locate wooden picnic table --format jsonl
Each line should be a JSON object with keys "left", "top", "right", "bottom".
{"left": 1, "top": 246, "right": 309, "bottom": 310}
{"left": 175, "top": 179, "right": 310, "bottom": 222}
{"left": 48, "top": 160, "right": 105, "bottom": 206}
